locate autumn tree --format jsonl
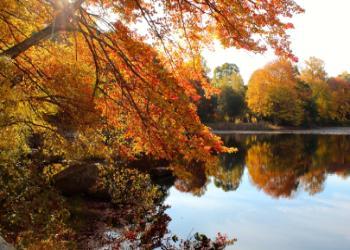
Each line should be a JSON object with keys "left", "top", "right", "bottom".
{"left": 338, "top": 71, "right": 350, "bottom": 82}
{"left": 246, "top": 60, "right": 304, "bottom": 126}
{"left": 298, "top": 57, "right": 350, "bottom": 124}
{"left": 300, "top": 57, "right": 327, "bottom": 84}
{"left": 300, "top": 57, "right": 332, "bottom": 123}
{"left": 0, "top": 1, "right": 303, "bottom": 245}
{"left": 194, "top": 59, "right": 218, "bottom": 123}
{"left": 212, "top": 63, "right": 243, "bottom": 90}
{"left": 196, "top": 90, "right": 218, "bottom": 123}
{"left": 327, "top": 77, "right": 350, "bottom": 122}
{"left": 211, "top": 63, "right": 246, "bottom": 121}
{"left": 0, "top": 0, "right": 303, "bottom": 164}
{"left": 294, "top": 80, "right": 316, "bottom": 125}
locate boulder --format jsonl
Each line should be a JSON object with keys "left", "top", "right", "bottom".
{"left": 0, "top": 236, "right": 15, "bottom": 250}
{"left": 53, "top": 163, "right": 99, "bottom": 196}
{"left": 52, "top": 158, "right": 173, "bottom": 199}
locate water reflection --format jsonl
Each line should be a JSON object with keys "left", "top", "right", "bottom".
{"left": 170, "top": 134, "right": 350, "bottom": 198}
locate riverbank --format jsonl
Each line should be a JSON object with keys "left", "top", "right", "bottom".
{"left": 207, "top": 122, "right": 278, "bottom": 131}
{"left": 207, "top": 122, "right": 350, "bottom": 135}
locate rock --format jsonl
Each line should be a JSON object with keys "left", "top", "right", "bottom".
{"left": 53, "top": 163, "right": 111, "bottom": 200}
{"left": 0, "top": 236, "right": 15, "bottom": 250}
{"left": 52, "top": 157, "right": 172, "bottom": 199}
{"left": 53, "top": 163, "right": 99, "bottom": 196}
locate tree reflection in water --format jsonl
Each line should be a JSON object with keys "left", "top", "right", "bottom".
{"left": 170, "top": 134, "right": 350, "bottom": 199}
{"left": 2, "top": 134, "right": 350, "bottom": 248}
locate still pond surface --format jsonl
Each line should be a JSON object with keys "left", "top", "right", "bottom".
{"left": 165, "top": 134, "right": 350, "bottom": 250}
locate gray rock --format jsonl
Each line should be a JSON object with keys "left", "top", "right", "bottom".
{"left": 0, "top": 236, "right": 15, "bottom": 250}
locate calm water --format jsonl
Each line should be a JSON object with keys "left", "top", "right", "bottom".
{"left": 164, "top": 134, "right": 350, "bottom": 250}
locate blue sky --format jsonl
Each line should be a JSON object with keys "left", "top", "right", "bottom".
{"left": 203, "top": 0, "right": 350, "bottom": 83}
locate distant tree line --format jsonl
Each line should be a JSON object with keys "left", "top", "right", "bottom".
{"left": 197, "top": 58, "right": 350, "bottom": 126}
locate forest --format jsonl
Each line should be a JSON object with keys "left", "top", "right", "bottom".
{"left": 198, "top": 58, "right": 350, "bottom": 127}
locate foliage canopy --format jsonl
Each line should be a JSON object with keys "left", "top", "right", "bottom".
{"left": 0, "top": 0, "right": 303, "bottom": 161}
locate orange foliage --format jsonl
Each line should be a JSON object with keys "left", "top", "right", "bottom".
{"left": 246, "top": 60, "right": 304, "bottom": 125}
{"left": 0, "top": 0, "right": 303, "bottom": 161}
{"left": 327, "top": 77, "right": 350, "bottom": 122}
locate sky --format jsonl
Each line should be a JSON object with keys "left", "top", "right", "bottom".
{"left": 166, "top": 174, "right": 350, "bottom": 250}
{"left": 202, "top": 0, "right": 350, "bottom": 83}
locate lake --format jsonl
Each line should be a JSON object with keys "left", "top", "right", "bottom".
{"left": 164, "top": 134, "right": 350, "bottom": 250}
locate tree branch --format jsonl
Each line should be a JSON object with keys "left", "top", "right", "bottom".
{"left": 0, "top": 0, "right": 84, "bottom": 59}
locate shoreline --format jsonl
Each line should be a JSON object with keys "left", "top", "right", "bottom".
{"left": 213, "top": 127, "right": 350, "bottom": 135}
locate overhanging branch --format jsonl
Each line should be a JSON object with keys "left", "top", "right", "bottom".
{"left": 0, "top": 0, "right": 84, "bottom": 59}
